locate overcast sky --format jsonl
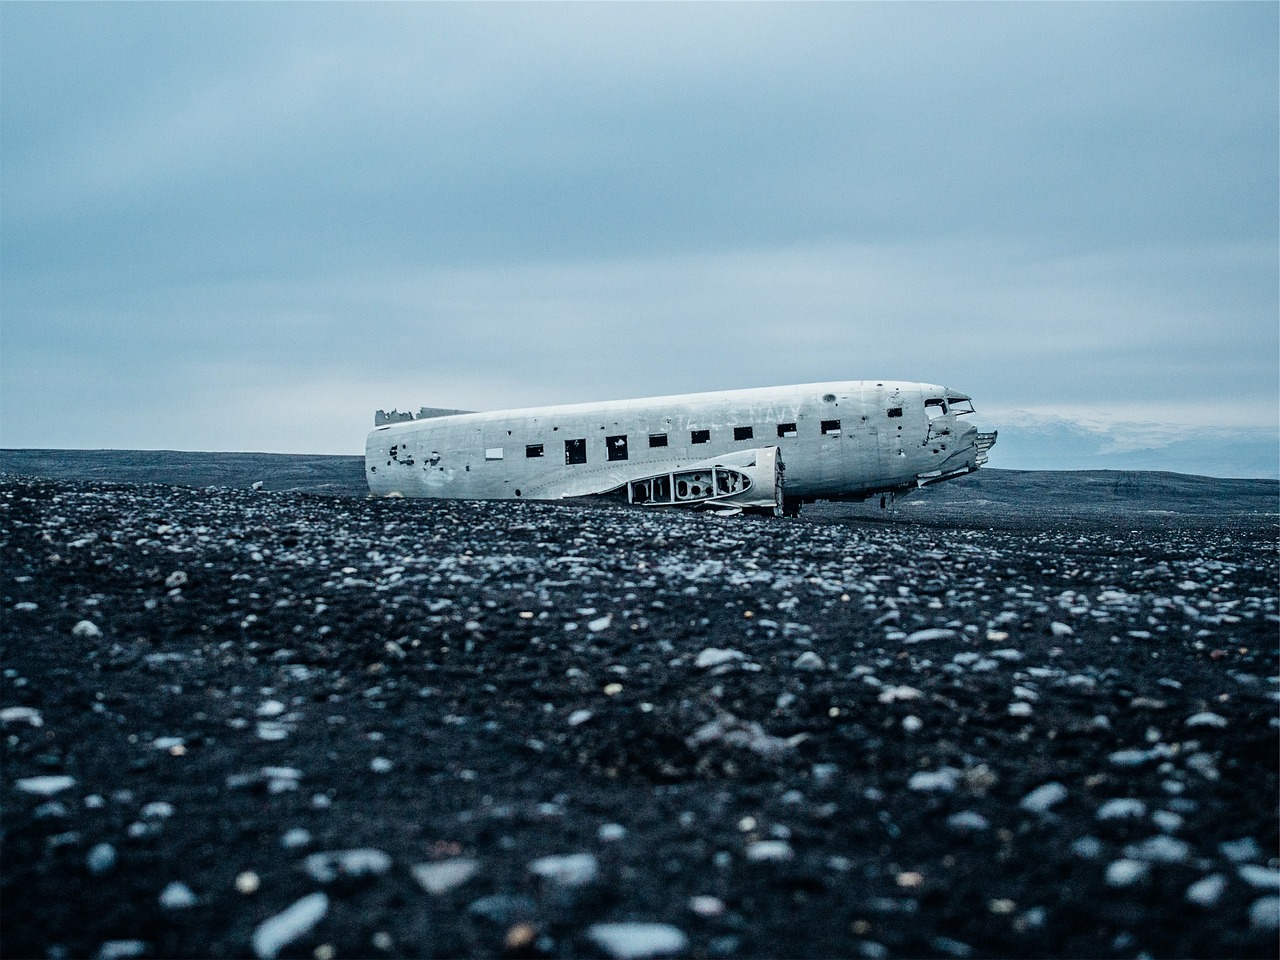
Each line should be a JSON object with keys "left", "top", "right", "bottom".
{"left": 2, "top": 3, "right": 1276, "bottom": 475}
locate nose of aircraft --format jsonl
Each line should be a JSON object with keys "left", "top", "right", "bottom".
{"left": 937, "top": 422, "right": 997, "bottom": 474}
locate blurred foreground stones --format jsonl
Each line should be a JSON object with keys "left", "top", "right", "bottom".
{"left": 1, "top": 473, "right": 1277, "bottom": 959}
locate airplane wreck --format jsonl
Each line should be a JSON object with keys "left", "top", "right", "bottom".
{"left": 366, "top": 381, "right": 996, "bottom": 516}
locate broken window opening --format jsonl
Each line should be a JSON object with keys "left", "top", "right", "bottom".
{"left": 691, "top": 429, "right": 710, "bottom": 444}
{"left": 485, "top": 447, "right": 504, "bottom": 461}
{"left": 777, "top": 423, "right": 797, "bottom": 438}
{"left": 630, "top": 475, "right": 673, "bottom": 504}
{"left": 675, "top": 471, "right": 712, "bottom": 500}
{"left": 649, "top": 433, "right": 668, "bottom": 448}
{"left": 733, "top": 426, "right": 754, "bottom": 441}
{"left": 526, "top": 444, "right": 544, "bottom": 459}
{"left": 565, "top": 439, "right": 587, "bottom": 465}
{"left": 716, "top": 469, "right": 747, "bottom": 494}
{"left": 887, "top": 407, "right": 903, "bottom": 418}
{"left": 607, "top": 435, "right": 629, "bottom": 461}
{"left": 948, "top": 398, "right": 975, "bottom": 416}
{"left": 925, "top": 398, "right": 947, "bottom": 420}
{"left": 821, "top": 419, "right": 842, "bottom": 435}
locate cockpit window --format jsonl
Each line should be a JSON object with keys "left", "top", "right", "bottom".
{"left": 925, "top": 398, "right": 947, "bottom": 420}
{"left": 947, "top": 397, "right": 975, "bottom": 416}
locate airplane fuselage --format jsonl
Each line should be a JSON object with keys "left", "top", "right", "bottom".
{"left": 365, "top": 381, "right": 994, "bottom": 512}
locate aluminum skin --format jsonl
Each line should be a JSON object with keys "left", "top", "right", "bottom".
{"left": 365, "top": 380, "right": 995, "bottom": 515}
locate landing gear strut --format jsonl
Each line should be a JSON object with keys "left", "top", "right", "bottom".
{"left": 879, "top": 491, "right": 897, "bottom": 518}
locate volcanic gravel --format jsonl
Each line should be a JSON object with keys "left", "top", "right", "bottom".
{"left": 2, "top": 476, "right": 1277, "bottom": 960}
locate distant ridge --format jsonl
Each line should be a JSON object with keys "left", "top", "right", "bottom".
{"left": 1, "top": 450, "right": 1276, "bottom": 516}
{"left": 0, "top": 449, "right": 366, "bottom": 496}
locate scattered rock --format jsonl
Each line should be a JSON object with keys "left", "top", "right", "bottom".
{"left": 302, "top": 849, "right": 391, "bottom": 884}
{"left": 16, "top": 775, "right": 75, "bottom": 796}
{"left": 1019, "top": 782, "right": 1067, "bottom": 814}
{"left": 529, "top": 853, "right": 598, "bottom": 887}
{"left": 588, "top": 923, "right": 689, "bottom": 960}
{"left": 412, "top": 858, "right": 480, "bottom": 894}
{"left": 159, "top": 881, "right": 197, "bottom": 909}
{"left": 252, "top": 892, "right": 328, "bottom": 959}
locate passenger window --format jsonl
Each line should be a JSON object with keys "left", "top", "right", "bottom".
{"left": 607, "top": 435, "right": 629, "bottom": 461}
{"left": 526, "top": 444, "right": 544, "bottom": 458}
{"left": 777, "top": 423, "right": 797, "bottom": 438}
{"left": 649, "top": 433, "right": 668, "bottom": 448}
{"left": 565, "top": 439, "right": 587, "bottom": 465}
{"left": 821, "top": 419, "right": 841, "bottom": 435}
{"left": 733, "top": 426, "right": 754, "bottom": 441}
{"left": 485, "top": 447, "right": 504, "bottom": 460}
{"left": 691, "top": 429, "right": 710, "bottom": 444}
{"left": 887, "top": 408, "right": 903, "bottom": 418}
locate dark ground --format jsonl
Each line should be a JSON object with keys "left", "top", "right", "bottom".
{"left": 1, "top": 453, "right": 1277, "bottom": 960}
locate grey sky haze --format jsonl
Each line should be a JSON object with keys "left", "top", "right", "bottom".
{"left": 2, "top": 2, "right": 1276, "bottom": 476}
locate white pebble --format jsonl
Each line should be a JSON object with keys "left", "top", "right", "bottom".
{"left": 303, "top": 849, "right": 391, "bottom": 883}
{"left": 946, "top": 811, "right": 990, "bottom": 832}
{"left": 901, "top": 715, "right": 923, "bottom": 733}
{"left": 16, "top": 775, "right": 75, "bottom": 796}
{"left": 252, "top": 892, "right": 329, "bottom": 959}
{"left": 746, "top": 840, "right": 794, "bottom": 862}
{"left": 256, "top": 700, "right": 286, "bottom": 718}
{"left": 792, "top": 651, "right": 825, "bottom": 671}
{"left": 878, "top": 685, "right": 922, "bottom": 704}
{"left": 1185, "top": 874, "right": 1227, "bottom": 908}
{"left": 1096, "top": 798, "right": 1146, "bottom": 821}
{"left": 72, "top": 620, "right": 102, "bottom": 638}
{"left": 1239, "top": 865, "right": 1280, "bottom": 891}
{"left": 412, "top": 858, "right": 479, "bottom": 894}
{"left": 567, "top": 709, "right": 594, "bottom": 727}
{"left": 909, "top": 768, "right": 959, "bottom": 793}
{"left": 690, "top": 895, "right": 725, "bottom": 916}
{"left": 0, "top": 706, "right": 42, "bottom": 726}
{"left": 1219, "top": 837, "right": 1262, "bottom": 863}
{"left": 87, "top": 843, "right": 117, "bottom": 875}
{"left": 1185, "top": 712, "right": 1227, "bottom": 729}
{"left": 598, "top": 823, "right": 627, "bottom": 842}
{"left": 164, "top": 571, "right": 188, "bottom": 588}
{"left": 1124, "top": 835, "right": 1190, "bottom": 864}
{"left": 1250, "top": 896, "right": 1280, "bottom": 931}
{"left": 904, "top": 628, "right": 957, "bottom": 644}
{"left": 280, "top": 828, "right": 312, "bottom": 850}
{"left": 96, "top": 941, "right": 148, "bottom": 960}
{"left": 1105, "top": 859, "right": 1149, "bottom": 887}
{"left": 694, "top": 648, "right": 743, "bottom": 669}
{"left": 370, "top": 757, "right": 393, "bottom": 773}
{"left": 529, "top": 852, "right": 598, "bottom": 887}
{"left": 159, "top": 881, "right": 197, "bottom": 909}
{"left": 588, "top": 923, "right": 689, "bottom": 960}
{"left": 1049, "top": 621, "right": 1074, "bottom": 637}
{"left": 1071, "top": 836, "right": 1103, "bottom": 859}
{"left": 1019, "top": 782, "right": 1067, "bottom": 814}
{"left": 1008, "top": 702, "right": 1033, "bottom": 718}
